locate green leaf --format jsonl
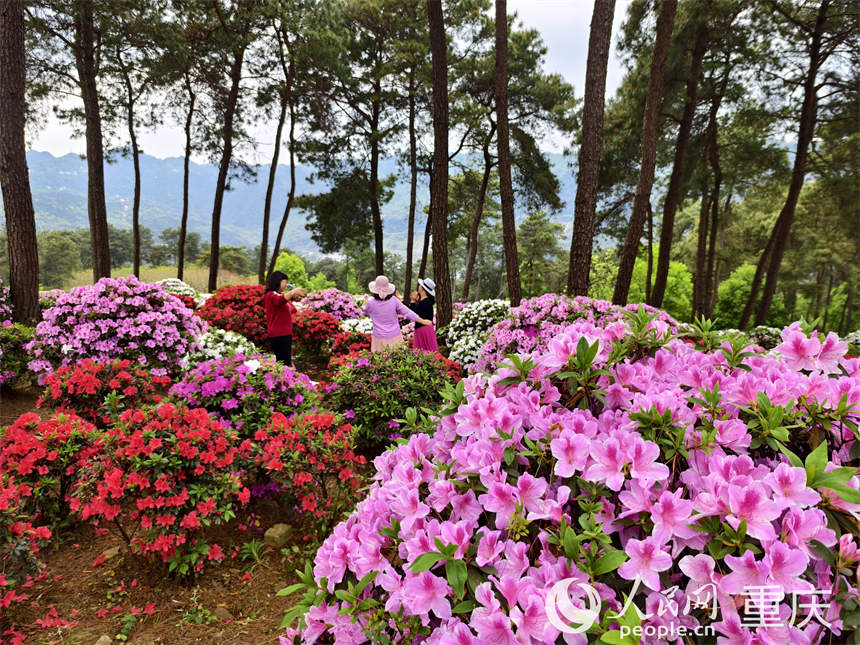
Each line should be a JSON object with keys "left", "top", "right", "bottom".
{"left": 411, "top": 552, "right": 444, "bottom": 573}
{"left": 277, "top": 583, "right": 307, "bottom": 597}
{"left": 805, "top": 440, "right": 828, "bottom": 483}
{"left": 452, "top": 599, "right": 475, "bottom": 614}
{"left": 778, "top": 444, "right": 803, "bottom": 468}
{"left": 593, "top": 550, "right": 628, "bottom": 577}
{"left": 280, "top": 606, "right": 306, "bottom": 629}
{"left": 820, "top": 482, "right": 860, "bottom": 504}
{"left": 446, "top": 560, "right": 468, "bottom": 598}
{"left": 353, "top": 570, "right": 378, "bottom": 596}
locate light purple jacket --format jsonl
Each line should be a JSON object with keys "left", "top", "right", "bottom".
{"left": 364, "top": 297, "right": 419, "bottom": 339}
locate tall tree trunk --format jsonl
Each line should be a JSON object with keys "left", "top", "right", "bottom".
{"left": 118, "top": 51, "right": 142, "bottom": 277}
{"left": 692, "top": 183, "right": 710, "bottom": 321}
{"left": 74, "top": 0, "right": 110, "bottom": 281}
{"left": 208, "top": 46, "right": 245, "bottom": 292}
{"left": 822, "top": 269, "right": 834, "bottom": 330}
{"left": 645, "top": 201, "right": 653, "bottom": 304}
{"left": 461, "top": 130, "right": 494, "bottom": 301}
{"left": 404, "top": 69, "right": 418, "bottom": 295}
{"left": 259, "top": 91, "right": 287, "bottom": 284}
{"left": 650, "top": 19, "right": 707, "bottom": 307}
{"left": 268, "top": 87, "right": 297, "bottom": 276}
{"left": 369, "top": 94, "right": 384, "bottom": 276}
{"left": 703, "top": 160, "right": 721, "bottom": 315}
{"left": 0, "top": 0, "right": 39, "bottom": 323}
{"left": 708, "top": 192, "right": 730, "bottom": 317}
{"left": 419, "top": 195, "right": 432, "bottom": 280}
{"left": 753, "top": 0, "right": 830, "bottom": 326}
{"left": 612, "top": 0, "right": 677, "bottom": 305}
{"left": 495, "top": 0, "right": 521, "bottom": 306}
{"left": 567, "top": 0, "right": 615, "bottom": 296}
{"left": 178, "top": 72, "right": 195, "bottom": 281}
{"left": 427, "top": 0, "right": 452, "bottom": 327}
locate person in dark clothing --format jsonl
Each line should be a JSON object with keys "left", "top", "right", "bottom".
{"left": 408, "top": 278, "right": 439, "bottom": 352}
{"left": 263, "top": 271, "right": 306, "bottom": 365}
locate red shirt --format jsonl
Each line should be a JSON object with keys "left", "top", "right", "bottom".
{"left": 264, "top": 290, "right": 297, "bottom": 337}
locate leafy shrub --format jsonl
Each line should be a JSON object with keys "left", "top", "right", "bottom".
{"left": 472, "top": 293, "right": 678, "bottom": 374}
{"left": 181, "top": 327, "right": 263, "bottom": 371}
{"left": 340, "top": 317, "right": 373, "bottom": 335}
{"left": 446, "top": 332, "right": 486, "bottom": 367}
{"left": 0, "top": 323, "right": 34, "bottom": 389}
{"left": 198, "top": 284, "right": 267, "bottom": 346}
{"left": 26, "top": 276, "right": 204, "bottom": 380}
{"left": 0, "top": 412, "right": 103, "bottom": 527}
{"left": 712, "top": 264, "right": 788, "bottom": 329}
{"left": 300, "top": 289, "right": 363, "bottom": 321}
{"left": 71, "top": 404, "right": 250, "bottom": 576}
{"left": 169, "top": 355, "right": 315, "bottom": 437}
{"left": 328, "top": 347, "right": 462, "bottom": 453}
{"left": 283, "top": 313, "right": 860, "bottom": 644}
{"left": 292, "top": 310, "right": 341, "bottom": 365}
{"left": 845, "top": 330, "right": 860, "bottom": 356}
{"left": 38, "top": 289, "right": 67, "bottom": 309}
{"left": 329, "top": 330, "right": 371, "bottom": 360}
{"left": 254, "top": 412, "right": 366, "bottom": 538}
{"left": 155, "top": 278, "right": 198, "bottom": 299}
{"left": 0, "top": 279, "right": 11, "bottom": 323}
{"left": 38, "top": 359, "right": 170, "bottom": 427}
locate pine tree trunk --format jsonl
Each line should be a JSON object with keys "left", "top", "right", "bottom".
{"left": 419, "top": 166, "right": 432, "bottom": 282}
{"left": 461, "top": 132, "right": 494, "bottom": 301}
{"left": 708, "top": 192, "right": 730, "bottom": 317}
{"left": 74, "top": 0, "right": 111, "bottom": 281}
{"left": 259, "top": 92, "right": 287, "bottom": 284}
{"left": 650, "top": 19, "right": 707, "bottom": 307}
{"left": 0, "top": 0, "right": 39, "bottom": 323}
{"left": 178, "top": 73, "right": 195, "bottom": 281}
{"left": 428, "top": 0, "right": 452, "bottom": 327}
{"left": 269, "top": 86, "right": 297, "bottom": 276}
{"left": 703, "top": 142, "right": 722, "bottom": 315}
{"left": 118, "top": 51, "right": 142, "bottom": 277}
{"left": 692, "top": 183, "right": 710, "bottom": 321}
{"left": 495, "top": 0, "right": 521, "bottom": 306}
{"left": 645, "top": 201, "right": 653, "bottom": 304}
{"left": 404, "top": 70, "right": 418, "bottom": 295}
{"left": 612, "top": 0, "right": 677, "bottom": 305}
{"left": 208, "top": 46, "right": 245, "bottom": 292}
{"left": 753, "top": 0, "right": 830, "bottom": 326}
{"left": 370, "top": 84, "right": 384, "bottom": 276}
{"left": 567, "top": 0, "right": 615, "bottom": 296}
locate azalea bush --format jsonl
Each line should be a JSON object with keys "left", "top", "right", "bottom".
{"left": 181, "top": 327, "right": 262, "bottom": 371}
{"left": 0, "top": 323, "right": 34, "bottom": 389}
{"left": 282, "top": 310, "right": 860, "bottom": 644}
{"left": 198, "top": 284, "right": 267, "bottom": 346}
{"left": 0, "top": 412, "right": 103, "bottom": 527}
{"left": 330, "top": 330, "right": 371, "bottom": 360}
{"left": 38, "top": 289, "right": 67, "bottom": 309}
{"left": 301, "top": 289, "right": 363, "bottom": 321}
{"left": 155, "top": 278, "right": 198, "bottom": 299}
{"left": 845, "top": 330, "right": 860, "bottom": 356}
{"left": 328, "top": 347, "right": 463, "bottom": 454}
{"left": 169, "top": 354, "right": 315, "bottom": 437}
{"left": 471, "top": 294, "right": 679, "bottom": 375}
{"left": 293, "top": 310, "right": 341, "bottom": 365}
{"left": 254, "top": 412, "right": 367, "bottom": 539}
{"left": 38, "top": 359, "right": 170, "bottom": 427}
{"left": 26, "top": 276, "right": 204, "bottom": 379}
{"left": 71, "top": 404, "right": 250, "bottom": 577}
{"left": 0, "top": 279, "right": 11, "bottom": 324}
{"left": 340, "top": 317, "right": 373, "bottom": 336}
{"left": 445, "top": 299, "right": 510, "bottom": 347}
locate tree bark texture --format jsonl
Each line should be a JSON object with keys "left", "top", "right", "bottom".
{"left": 650, "top": 19, "right": 707, "bottom": 307}
{"left": 404, "top": 71, "right": 418, "bottom": 295}
{"left": 494, "top": 0, "right": 521, "bottom": 306}
{"left": 269, "top": 92, "right": 297, "bottom": 276}
{"left": 0, "top": 0, "right": 40, "bottom": 323}
{"left": 178, "top": 72, "right": 195, "bottom": 281}
{"left": 567, "top": 0, "right": 615, "bottom": 296}
{"left": 612, "top": 0, "right": 677, "bottom": 305}
{"left": 427, "top": 0, "right": 452, "bottom": 327}
{"left": 259, "top": 91, "right": 287, "bottom": 284}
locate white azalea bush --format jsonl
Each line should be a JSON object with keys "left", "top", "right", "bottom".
{"left": 341, "top": 317, "right": 374, "bottom": 336}
{"left": 181, "top": 327, "right": 263, "bottom": 371}
{"left": 447, "top": 333, "right": 487, "bottom": 368}
{"left": 280, "top": 307, "right": 860, "bottom": 644}
{"left": 445, "top": 299, "right": 510, "bottom": 347}
{"left": 155, "top": 278, "right": 198, "bottom": 299}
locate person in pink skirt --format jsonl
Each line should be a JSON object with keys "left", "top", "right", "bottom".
{"left": 409, "top": 278, "right": 439, "bottom": 353}
{"left": 364, "top": 275, "right": 432, "bottom": 352}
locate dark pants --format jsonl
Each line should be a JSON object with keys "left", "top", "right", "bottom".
{"left": 270, "top": 335, "right": 293, "bottom": 366}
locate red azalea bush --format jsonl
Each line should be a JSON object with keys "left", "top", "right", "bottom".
{"left": 330, "top": 330, "right": 371, "bottom": 359}
{"left": 292, "top": 310, "right": 341, "bottom": 364}
{"left": 38, "top": 359, "right": 171, "bottom": 427}
{"left": 198, "top": 284, "right": 267, "bottom": 347}
{"left": 170, "top": 293, "right": 199, "bottom": 311}
{"left": 254, "top": 412, "right": 366, "bottom": 538}
{"left": 71, "top": 404, "right": 250, "bottom": 577}
{"left": 0, "top": 412, "right": 103, "bottom": 528}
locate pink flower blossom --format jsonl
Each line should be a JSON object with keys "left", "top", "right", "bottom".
{"left": 618, "top": 537, "right": 672, "bottom": 590}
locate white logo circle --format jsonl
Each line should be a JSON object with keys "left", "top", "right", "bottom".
{"left": 545, "top": 578, "right": 602, "bottom": 634}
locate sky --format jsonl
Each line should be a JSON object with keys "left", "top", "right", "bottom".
{"left": 29, "top": 0, "right": 632, "bottom": 163}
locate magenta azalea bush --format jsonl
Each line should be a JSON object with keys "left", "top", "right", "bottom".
{"left": 471, "top": 294, "right": 679, "bottom": 375}
{"left": 301, "top": 288, "right": 363, "bottom": 321}
{"left": 169, "top": 354, "right": 316, "bottom": 438}
{"left": 281, "top": 309, "right": 860, "bottom": 644}
{"left": 0, "top": 278, "right": 11, "bottom": 324}
{"left": 26, "top": 276, "right": 205, "bottom": 379}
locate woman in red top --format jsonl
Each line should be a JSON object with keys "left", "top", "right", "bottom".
{"left": 263, "top": 271, "right": 306, "bottom": 366}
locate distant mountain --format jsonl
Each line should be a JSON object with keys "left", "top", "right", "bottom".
{"left": 10, "top": 150, "right": 577, "bottom": 258}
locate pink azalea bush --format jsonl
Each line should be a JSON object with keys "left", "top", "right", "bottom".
{"left": 470, "top": 293, "right": 679, "bottom": 375}
{"left": 26, "top": 276, "right": 205, "bottom": 379}
{"left": 281, "top": 305, "right": 860, "bottom": 644}
{"left": 301, "top": 288, "right": 363, "bottom": 321}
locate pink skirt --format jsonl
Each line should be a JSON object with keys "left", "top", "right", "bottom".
{"left": 413, "top": 325, "right": 439, "bottom": 352}
{"left": 371, "top": 334, "right": 404, "bottom": 352}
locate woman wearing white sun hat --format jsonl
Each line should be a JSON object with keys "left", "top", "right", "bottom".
{"left": 408, "top": 278, "right": 439, "bottom": 352}
{"left": 364, "top": 275, "right": 432, "bottom": 352}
